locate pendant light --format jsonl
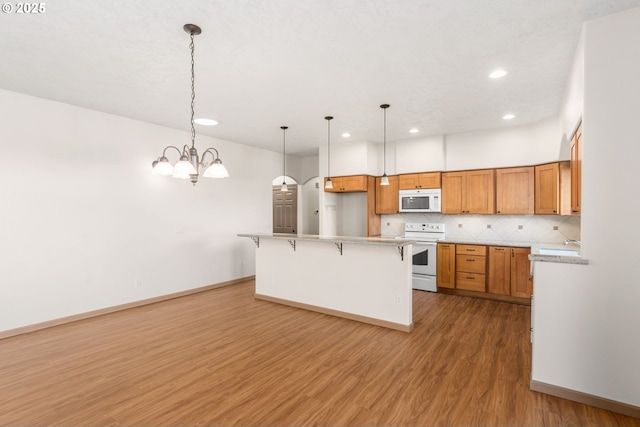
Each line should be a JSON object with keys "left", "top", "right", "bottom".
{"left": 324, "top": 116, "right": 334, "bottom": 189}
{"left": 380, "top": 104, "right": 390, "bottom": 186}
{"left": 151, "top": 24, "right": 229, "bottom": 185}
{"left": 280, "top": 126, "right": 288, "bottom": 192}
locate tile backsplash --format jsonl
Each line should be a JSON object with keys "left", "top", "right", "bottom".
{"left": 382, "top": 213, "right": 580, "bottom": 244}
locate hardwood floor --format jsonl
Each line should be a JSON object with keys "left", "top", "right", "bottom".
{"left": 0, "top": 279, "right": 638, "bottom": 427}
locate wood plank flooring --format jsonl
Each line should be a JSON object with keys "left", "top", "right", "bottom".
{"left": 0, "top": 279, "right": 638, "bottom": 426}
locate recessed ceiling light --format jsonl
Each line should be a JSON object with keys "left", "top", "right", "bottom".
{"left": 342, "top": 132, "right": 351, "bottom": 138}
{"left": 490, "top": 69, "right": 507, "bottom": 79}
{"left": 502, "top": 114, "right": 515, "bottom": 120}
{"left": 194, "top": 118, "right": 218, "bottom": 126}
{"left": 409, "top": 128, "right": 419, "bottom": 134}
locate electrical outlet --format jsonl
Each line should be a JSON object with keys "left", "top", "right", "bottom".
{"left": 135, "top": 279, "right": 141, "bottom": 287}
{"left": 395, "top": 294, "right": 402, "bottom": 304}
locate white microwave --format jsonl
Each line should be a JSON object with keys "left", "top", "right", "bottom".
{"left": 399, "top": 189, "right": 441, "bottom": 213}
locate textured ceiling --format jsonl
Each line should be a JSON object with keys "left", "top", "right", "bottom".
{"left": 1, "top": 0, "right": 639, "bottom": 155}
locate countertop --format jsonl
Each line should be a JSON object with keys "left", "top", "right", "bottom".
{"left": 238, "top": 233, "right": 415, "bottom": 247}
{"left": 392, "top": 236, "right": 589, "bottom": 265}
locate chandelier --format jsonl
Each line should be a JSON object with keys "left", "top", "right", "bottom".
{"left": 151, "top": 24, "right": 229, "bottom": 185}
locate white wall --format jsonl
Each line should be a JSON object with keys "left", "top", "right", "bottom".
{"left": 255, "top": 237, "right": 412, "bottom": 327}
{"left": 395, "top": 135, "right": 445, "bottom": 173}
{"left": 0, "top": 89, "right": 289, "bottom": 333}
{"left": 301, "top": 177, "right": 320, "bottom": 235}
{"left": 531, "top": 7, "right": 640, "bottom": 409}
{"left": 445, "top": 117, "right": 562, "bottom": 170}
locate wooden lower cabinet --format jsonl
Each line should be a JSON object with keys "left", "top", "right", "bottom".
{"left": 455, "top": 244, "right": 486, "bottom": 292}
{"left": 438, "top": 243, "right": 532, "bottom": 303}
{"left": 511, "top": 247, "right": 533, "bottom": 298}
{"left": 488, "top": 246, "right": 533, "bottom": 298}
{"left": 436, "top": 243, "right": 456, "bottom": 289}
{"left": 488, "top": 247, "right": 511, "bottom": 295}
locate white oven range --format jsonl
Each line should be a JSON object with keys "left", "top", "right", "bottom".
{"left": 403, "top": 222, "right": 445, "bottom": 292}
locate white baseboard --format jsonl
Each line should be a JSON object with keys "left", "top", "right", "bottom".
{"left": 530, "top": 380, "right": 640, "bottom": 419}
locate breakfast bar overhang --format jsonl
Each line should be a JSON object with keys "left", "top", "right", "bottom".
{"left": 239, "top": 234, "right": 414, "bottom": 332}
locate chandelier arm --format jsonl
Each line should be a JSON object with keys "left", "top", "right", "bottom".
{"left": 200, "top": 148, "right": 220, "bottom": 166}
{"left": 161, "top": 145, "right": 184, "bottom": 158}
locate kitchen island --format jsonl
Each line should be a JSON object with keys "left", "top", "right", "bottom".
{"left": 238, "top": 233, "right": 414, "bottom": 332}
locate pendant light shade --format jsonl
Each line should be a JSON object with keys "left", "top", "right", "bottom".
{"left": 380, "top": 104, "right": 390, "bottom": 186}
{"left": 280, "top": 126, "right": 288, "bottom": 192}
{"left": 324, "top": 116, "right": 334, "bottom": 189}
{"left": 150, "top": 24, "right": 229, "bottom": 185}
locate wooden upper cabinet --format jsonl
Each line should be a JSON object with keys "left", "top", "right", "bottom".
{"left": 398, "top": 172, "right": 441, "bottom": 190}
{"left": 442, "top": 169, "right": 495, "bottom": 214}
{"left": 375, "top": 175, "right": 399, "bottom": 214}
{"left": 324, "top": 175, "right": 368, "bottom": 192}
{"left": 535, "top": 162, "right": 570, "bottom": 215}
{"left": 495, "top": 167, "right": 534, "bottom": 214}
{"left": 570, "top": 123, "right": 582, "bottom": 215}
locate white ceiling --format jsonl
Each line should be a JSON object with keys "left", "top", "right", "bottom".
{"left": 2, "top": 0, "right": 639, "bottom": 156}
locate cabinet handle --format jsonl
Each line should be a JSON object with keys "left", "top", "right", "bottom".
{"left": 512, "top": 248, "right": 514, "bottom": 257}
{"left": 466, "top": 276, "right": 475, "bottom": 280}
{"left": 495, "top": 248, "right": 504, "bottom": 251}
{"left": 497, "top": 210, "right": 501, "bottom": 213}
{"left": 466, "top": 249, "right": 475, "bottom": 251}
{"left": 466, "top": 258, "right": 475, "bottom": 262}
{"left": 553, "top": 210, "right": 556, "bottom": 213}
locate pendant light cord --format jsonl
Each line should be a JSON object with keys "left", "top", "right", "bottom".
{"left": 327, "top": 119, "right": 331, "bottom": 177}
{"left": 281, "top": 126, "right": 288, "bottom": 185}
{"left": 190, "top": 32, "right": 196, "bottom": 149}
{"left": 383, "top": 107, "right": 386, "bottom": 174}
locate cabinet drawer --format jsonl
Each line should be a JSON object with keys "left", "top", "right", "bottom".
{"left": 456, "top": 272, "right": 486, "bottom": 292}
{"left": 456, "top": 255, "right": 486, "bottom": 274}
{"left": 456, "top": 244, "right": 486, "bottom": 256}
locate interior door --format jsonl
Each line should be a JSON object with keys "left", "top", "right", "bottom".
{"left": 273, "top": 185, "right": 297, "bottom": 234}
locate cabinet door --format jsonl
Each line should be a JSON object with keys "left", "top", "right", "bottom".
{"left": 375, "top": 175, "right": 399, "bottom": 214}
{"left": 511, "top": 247, "right": 532, "bottom": 298}
{"left": 496, "top": 167, "right": 534, "bottom": 214}
{"left": 437, "top": 243, "right": 456, "bottom": 289}
{"left": 466, "top": 169, "right": 495, "bottom": 214}
{"left": 535, "top": 163, "right": 559, "bottom": 214}
{"left": 398, "top": 173, "right": 421, "bottom": 190}
{"left": 324, "top": 177, "right": 343, "bottom": 192}
{"left": 418, "top": 172, "right": 441, "bottom": 189}
{"left": 488, "top": 247, "right": 511, "bottom": 295}
{"left": 571, "top": 124, "right": 582, "bottom": 215}
{"left": 324, "top": 175, "right": 367, "bottom": 192}
{"left": 398, "top": 172, "right": 441, "bottom": 189}
{"left": 342, "top": 175, "right": 367, "bottom": 192}
{"left": 441, "top": 172, "right": 465, "bottom": 214}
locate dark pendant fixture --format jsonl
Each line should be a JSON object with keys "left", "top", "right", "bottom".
{"left": 324, "top": 116, "right": 334, "bottom": 189}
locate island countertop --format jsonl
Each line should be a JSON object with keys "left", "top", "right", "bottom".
{"left": 238, "top": 233, "right": 415, "bottom": 247}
